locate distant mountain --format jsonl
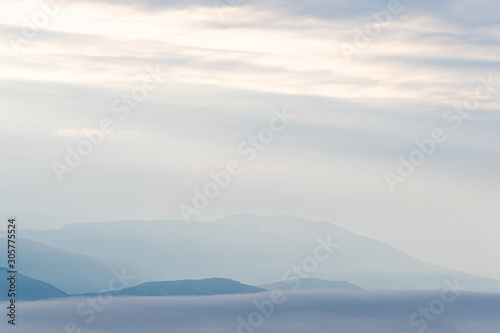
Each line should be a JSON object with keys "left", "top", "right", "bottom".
{"left": 260, "top": 278, "right": 363, "bottom": 291}
{"left": 0, "top": 267, "right": 67, "bottom": 300}
{"left": 19, "top": 214, "right": 500, "bottom": 292}
{"left": 0, "top": 239, "right": 147, "bottom": 294}
{"left": 82, "top": 278, "right": 266, "bottom": 297}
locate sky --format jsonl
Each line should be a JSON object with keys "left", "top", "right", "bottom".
{"left": 0, "top": 0, "right": 499, "bottom": 280}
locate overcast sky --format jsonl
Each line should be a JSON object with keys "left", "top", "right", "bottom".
{"left": 1, "top": 0, "right": 499, "bottom": 280}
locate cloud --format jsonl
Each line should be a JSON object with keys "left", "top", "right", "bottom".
{"left": 54, "top": 128, "right": 141, "bottom": 138}
{"left": 2, "top": 1, "right": 499, "bottom": 109}
{"left": 2, "top": 291, "right": 499, "bottom": 333}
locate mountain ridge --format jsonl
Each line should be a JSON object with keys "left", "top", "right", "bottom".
{"left": 78, "top": 277, "right": 266, "bottom": 297}
{"left": 0, "top": 267, "right": 67, "bottom": 300}
{"left": 18, "top": 214, "right": 500, "bottom": 293}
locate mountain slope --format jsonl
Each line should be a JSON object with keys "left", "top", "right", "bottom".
{"left": 0, "top": 267, "right": 67, "bottom": 300}
{"left": 82, "top": 278, "right": 265, "bottom": 297}
{"left": 19, "top": 214, "right": 500, "bottom": 292}
{"left": 260, "top": 278, "right": 363, "bottom": 291}
{"left": 0, "top": 239, "right": 146, "bottom": 294}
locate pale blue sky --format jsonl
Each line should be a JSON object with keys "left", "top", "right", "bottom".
{"left": 0, "top": 0, "right": 499, "bottom": 279}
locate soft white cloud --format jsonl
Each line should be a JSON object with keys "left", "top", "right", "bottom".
{"left": 1, "top": 1, "right": 498, "bottom": 110}
{"left": 54, "top": 128, "right": 140, "bottom": 138}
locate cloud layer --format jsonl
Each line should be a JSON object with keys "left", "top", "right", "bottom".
{"left": 1, "top": 291, "right": 499, "bottom": 333}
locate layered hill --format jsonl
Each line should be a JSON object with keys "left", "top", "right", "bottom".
{"left": 17, "top": 214, "right": 500, "bottom": 292}
{"left": 0, "top": 238, "right": 146, "bottom": 294}
{"left": 82, "top": 278, "right": 265, "bottom": 297}
{"left": 0, "top": 267, "right": 67, "bottom": 300}
{"left": 260, "top": 278, "right": 363, "bottom": 291}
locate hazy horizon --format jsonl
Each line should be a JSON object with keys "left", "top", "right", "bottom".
{"left": 3, "top": 213, "right": 500, "bottom": 283}
{"left": 1, "top": 0, "right": 499, "bottom": 322}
